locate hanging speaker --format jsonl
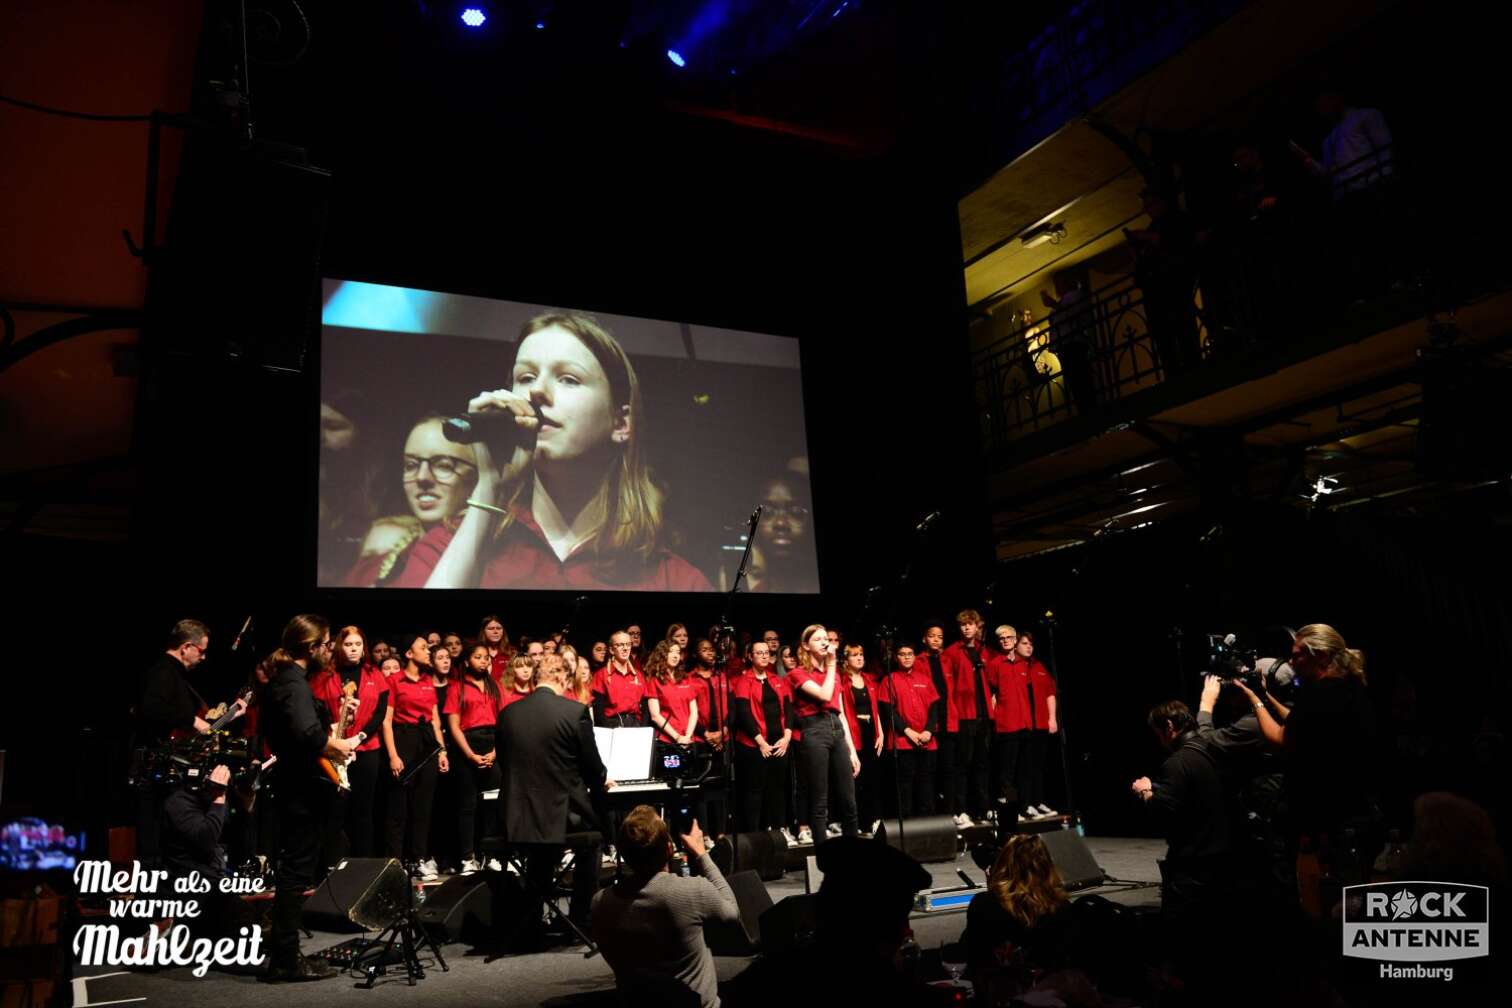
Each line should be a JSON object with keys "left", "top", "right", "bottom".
{"left": 303, "top": 858, "right": 411, "bottom": 932}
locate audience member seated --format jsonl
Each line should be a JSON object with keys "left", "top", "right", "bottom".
{"left": 963, "top": 834, "right": 1077, "bottom": 993}
{"left": 590, "top": 805, "right": 740, "bottom": 1008}
{"left": 723, "top": 836, "right": 934, "bottom": 1007}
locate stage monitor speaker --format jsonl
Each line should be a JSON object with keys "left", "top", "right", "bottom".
{"left": 758, "top": 893, "right": 817, "bottom": 953}
{"left": 876, "top": 815, "right": 959, "bottom": 863}
{"left": 1039, "top": 829, "right": 1105, "bottom": 891}
{"left": 303, "top": 858, "right": 410, "bottom": 932}
{"left": 417, "top": 874, "right": 494, "bottom": 944}
{"left": 711, "top": 830, "right": 788, "bottom": 881}
{"left": 704, "top": 870, "right": 771, "bottom": 956}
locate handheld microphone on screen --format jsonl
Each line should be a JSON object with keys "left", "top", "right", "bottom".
{"left": 441, "top": 403, "right": 544, "bottom": 446}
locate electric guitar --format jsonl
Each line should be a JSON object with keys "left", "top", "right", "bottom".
{"left": 318, "top": 680, "right": 359, "bottom": 791}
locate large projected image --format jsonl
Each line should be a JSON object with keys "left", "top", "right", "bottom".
{"left": 318, "top": 281, "right": 819, "bottom": 593}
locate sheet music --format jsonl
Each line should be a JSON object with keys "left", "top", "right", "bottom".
{"left": 594, "top": 726, "right": 655, "bottom": 781}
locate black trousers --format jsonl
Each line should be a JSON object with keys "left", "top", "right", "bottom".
{"left": 894, "top": 747, "right": 936, "bottom": 817}
{"left": 269, "top": 772, "right": 330, "bottom": 970}
{"left": 1021, "top": 731, "right": 1050, "bottom": 808}
{"left": 521, "top": 815, "right": 601, "bottom": 927}
{"left": 386, "top": 722, "right": 440, "bottom": 861}
{"left": 345, "top": 748, "right": 384, "bottom": 857}
{"left": 796, "top": 713, "right": 857, "bottom": 840}
{"left": 994, "top": 730, "right": 1027, "bottom": 807}
{"left": 953, "top": 719, "right": 993, "bottom": 817}
{"left": 455, "top": 728, "right": 501, "bottom": 859}
{"left": 853, "top": 717, "right": 881, "bottom": 830}
{"left": 936, "top": 731, "right": 958, "bottom": 817}
{"left": 734, "top": 744, "right": 789, "bottom": 832}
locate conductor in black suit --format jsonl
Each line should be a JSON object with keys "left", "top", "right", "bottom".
{"left": 497, "top": 653, "right": 616, "bottom": 930}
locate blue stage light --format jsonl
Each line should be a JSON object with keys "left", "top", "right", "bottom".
{"left": 460, "top": 7, "right": 486, "bottom": 28}
{"left": 666, "top": 49, "right": 686, "bottom": 67}
{"left": 535, "top": 21, "right": 545, "bottom": 29}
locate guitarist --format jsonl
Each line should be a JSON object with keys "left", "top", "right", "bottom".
{"left": 134, "top": 619, "right": 213, "bottom": 866}
{"left": 260, "top": 614, "right": 362, "bottom": 984}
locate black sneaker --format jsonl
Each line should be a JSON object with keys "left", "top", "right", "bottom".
{"left": 261, "top": 955, "right": 338, "bottom": 983}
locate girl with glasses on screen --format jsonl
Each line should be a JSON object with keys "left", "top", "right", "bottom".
{"left": 391, "top": 312, "right": 712, "bottom": 591}
{"left": 343, "top": 415, "right": 480, "bottom": 587}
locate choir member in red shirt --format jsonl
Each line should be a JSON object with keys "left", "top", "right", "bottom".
{"left": 989, "top": 625, "right": 1031, "bottom": 819}
{"left": 446, "top": 643, "right": 505, "bottom": 872}
{"left": 387, "top": 312, "right": 713, "bottom": 591}
{"left": 942, "top": 609, "right": 996, "bottom": 828}
{"left": 645, "top": 641, "right": 699, "bottom": 750}
{"left": 665, "top": 623, "right": 690, "bottom": 652}
{"left": 560, "top": 645, "right": 594, "bottom": 706}
{"left": 790, "top": 624, "right": 861, "bottom": 841}
{"left": 918, "top": 623, "right": 954, "bottom": 819}
{"left": 841, "top": 644, "right": 885, "bottom": 835}
{"left": 477, "top": 615, "right": 515, "bottom": 685}
{"left": 499, "top": 654, "right": 536, "bottom": 712}
{"left": 1013, "top": 632, "right": 1059, "bottom": 818}
{"left": 731, "top": 640, "right": 795, "bottom": 832}
{"left": 333, "top": 625, "right": 390, "bottom": 857}
{"left": 592, "top": 631, "right": 646, "bottom": 727}
{"left": 343, "top": 415, "right": 480, "bottom": 586}
{"left": 381, "top": 636, "right": 450, "bottom": 878}
{"left": 590, "top": 640, "right": 608, "bottom": 667}
{"left": 379, "top": 656, "right": 402, "bottom": 680}
{"left": 877, "top": 644, "right": 940, "bottom": 818}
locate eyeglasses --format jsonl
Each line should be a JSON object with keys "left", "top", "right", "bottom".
{"left": 402, "top": 455, "right": 477, "bottom": 483}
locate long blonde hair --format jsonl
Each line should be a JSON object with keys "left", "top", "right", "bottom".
{"left": 1295, "top": 623, "right": 1367, "bottom": 685}
{"left": 988, "top": 835, "right": 1068, "bottom": 927}
{"left": 492, "top": 311, "right": 665, "bottom": 583}
{"left": 797, "top": 624, "right": 828, "bottom": 671}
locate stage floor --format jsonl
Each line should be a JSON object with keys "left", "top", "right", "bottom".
{"left": 73, "top": 835, "right": 1164, "bottom": 1008}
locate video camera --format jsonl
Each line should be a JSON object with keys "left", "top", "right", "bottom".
{"left": 1206, "top": 633, "right": 1263, "bottom": 692}
{"left": 130, "top": 733, "right": 258, "bottom": 795}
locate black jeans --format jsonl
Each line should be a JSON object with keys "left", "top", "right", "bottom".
{"left": 522, "top": 814, "right": 601, "bottom": 927}
{"left": 994, "top": 730, "right": 1027, "bottom": 807}
{"left": 797, "top": 713, "right": 857, "bottom": 840}
{"left": 936, "top": 731, "right": 958, "bottom": 817}
{"left": 386, "top": 722, "right": 440, "bottom": 861}
{"left": 346, "top": 748, "right": 383, "bottom": 857}
{"left": 269, "top": 772, "right": 329, "bottom": 970}
{"left": 734, "top": 744, "right": 789, "bottom": 832}
{"left": 953, "top": 719, "right": 993, "bottom": 818}
{"left": 456, "top": 728, "right": 501, "bottom": 859}
{"left": 853, "top": 717, "right": 881, "bottom": 830}
{"left": 893, "top": 747, "right": 936, "bottom": 817}
{"left": 1022, "top": 731, "right": 1050, "bottom": 808}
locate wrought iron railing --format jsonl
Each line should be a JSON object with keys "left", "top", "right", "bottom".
{"left": 971, "top": 147, "right": 1432, "bottom": 454}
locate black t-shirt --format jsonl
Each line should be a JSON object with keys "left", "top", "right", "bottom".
{"left": 1148, "top": 734, "right": 1235, "bottom": 861}
{"left": 759, "top": 678, "right": 784, "bottom": 741}
{"left": 1284, "top": 676, "right": 1378, "bottom": 833}
{"left": 139, "top": 654, "right": 199, "bottom": 742}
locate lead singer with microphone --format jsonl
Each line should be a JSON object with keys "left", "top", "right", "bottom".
{"left": 790, "top": 624, "right": 861, "bottom": 842}
{"left": 389, "top": 311, "right": 711, "bottom": 591}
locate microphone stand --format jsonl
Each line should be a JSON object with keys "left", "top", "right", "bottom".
{"left": 1039, "top": 613, "right": 1079, "bottom": 832}
{"left": 712, "top": 506, "right": 763, "bottom": 838}
{"left": 559, "top": 594, "right": 588, "bottom": 651}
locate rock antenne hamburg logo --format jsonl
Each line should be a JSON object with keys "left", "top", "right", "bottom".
{"left": 1343, "top": 881, "right": 1489, "bottom": 969}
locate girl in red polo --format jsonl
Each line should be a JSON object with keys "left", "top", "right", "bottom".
{"left": 789, "top": 624, "right": 860, "bottom": 841}
{"left": 331, "top": 625, "right": 390, "bottom": 857}
{"left": 645, "top": 640, "right": 699, "bottom": 747}
{"left": 1014, "top": 633, "right": 1059, "bottom": 818}
{"left": 381, "top": 636, "right": 450, "bottom": 879}
{"left": 499, "top": 654, "right": 535, "bottom": 711}
{"left": 877, "top": 644, "right": 940, "bottom": 818}
{"left": 446, "top": 644, "right": 505, "bottom": 873}
{"left": 841, "top": 643, "right": 885, "bottom": 835}
{"left": 732, "top": 640, "right": 795, "bottom": 832}
{"left": 477, "top": 615, "right": 515, "bottom": 685}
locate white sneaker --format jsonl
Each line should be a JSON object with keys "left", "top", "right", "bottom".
{"left": 825, "top": 823, "right": 843, "bottom": 838}
{"left": 779, "top": 828, "right": 798, "bottom": 846}
{"left": 953, "top": 813, "right": 973, "bottom": 829}
{"left": 417, "top": 859, "right": 439, "bottom": 881}
{"left": 797, "top": 827, "right": 814, "bottom": 845}
{"left": 486, "top": 858, "right": 503, "bottom": 872}
{"left": 1017, "top": 813, "right": 1030, "bottom": 824}
{"left": 460, "top": 857, "right": 481, "bottom": 876}
{"left": 871, "top": 819, "right": 883, "bottom": 835}
{"left": 1035, "top": 803, "right": 1059, "bottom": 817}
{"left": 504, "top": 860, "right": 520, "bottom": 875}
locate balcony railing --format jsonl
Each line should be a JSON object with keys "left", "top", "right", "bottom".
{"left": 971, "top": 149, "right": 1438, "bottom": 455}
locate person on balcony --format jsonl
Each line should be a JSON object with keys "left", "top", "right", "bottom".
{"left": 1125, "top": 188, "right": 1199, "bottom": 377}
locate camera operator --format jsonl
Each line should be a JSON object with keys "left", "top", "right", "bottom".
{"left": 160, "top": 764, "right": 266, "bottom": 939}
{"left": 1227, "top": 624, "right": 1380, "bottom": 908}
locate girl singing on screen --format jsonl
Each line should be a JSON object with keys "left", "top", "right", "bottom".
{"left": 393, "top": 312, "right": 712, "bottom": 590}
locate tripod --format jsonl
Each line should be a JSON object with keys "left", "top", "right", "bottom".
{"left": 357, "top": 904, "right": 449, "bottom": 987}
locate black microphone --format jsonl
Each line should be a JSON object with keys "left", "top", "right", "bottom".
{"left": 441, "top": 403, "right": 544, "bottom": 446}
{"left": 230, "top": 615, "right": 252, "bottom": 653}
{"left": 915, "top": 511, "right": 941, "bottom": 532}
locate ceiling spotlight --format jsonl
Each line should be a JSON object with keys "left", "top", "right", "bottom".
{"left": 667, "top": 49, "right": 686, "bottom": 67}
{"left": 460, "top": 7, "right": 487, "bottom": 28}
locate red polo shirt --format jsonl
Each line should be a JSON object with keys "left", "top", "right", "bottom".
{"left": 390, "top": 673, "right": 438, "bottom": 725}
{"left": 445, "top": 676, "right": 503, "bottom": 731}
{"left": 942, "top": 640, "right": 996, "bottom": 721}
{"left": 731, "top": 673, "right": 794, "bottom": 748}
{"left": 877, "top": 664, "right": 939, "bottom": 750}
{"left": 689, "top": 671, "right": 734, "bottom": 735}
{"left": 498, "top": 687, "right": 532, "bottom": 713}
{"left": 592, "top": 663, "right": 645, "bottom": 720}
{"left": 789, "top": 665, "right": 844, "bottom": 719}
{"left": 1021, "top": 658, "right": 1057, "bottom": 730}
{"left": 645, "top": 676, "right": 698, "bottom": 742}
{"left": 386, "top": 507, "right": 714, "bottom": 591}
